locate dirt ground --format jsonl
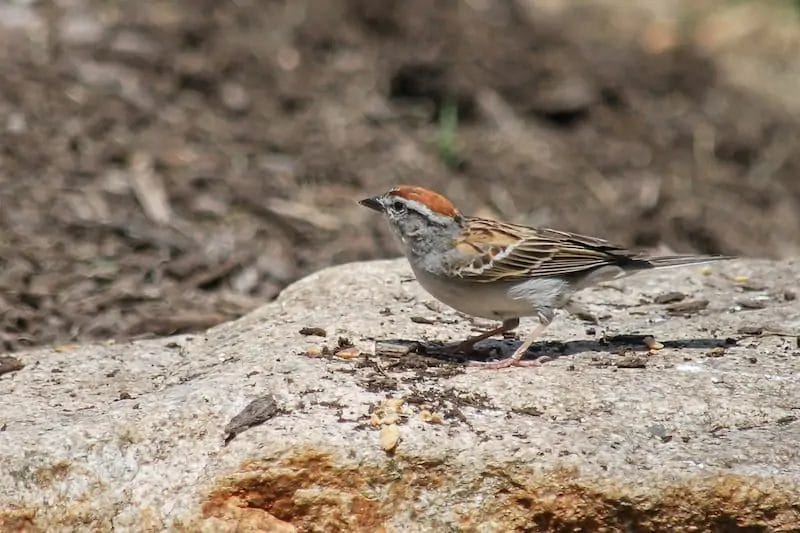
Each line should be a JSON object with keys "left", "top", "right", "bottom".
{"left": 1, "top": 0, "right": 799, "bottom": 352}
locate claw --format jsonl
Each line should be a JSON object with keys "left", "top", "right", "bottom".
{"left": 467, "top": 321, "right": 551, "bottom": 369}
{"left": 468, "top": 354, "right": 551, "bottom": 369}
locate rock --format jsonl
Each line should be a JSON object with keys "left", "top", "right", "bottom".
{"left": 1, "top": 258, "right": 799, "bottom": 531}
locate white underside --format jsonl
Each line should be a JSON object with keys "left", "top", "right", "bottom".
{"left": 411, "top": 265, "right": 572, "bottom": 321}
{"left": 410, "top": 263, "right": 630, "bottom": 322}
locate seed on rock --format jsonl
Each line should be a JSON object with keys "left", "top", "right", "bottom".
{"left": 380, "top": 423, "right": 400, "bottom": 453}
{"left": 643, "top": 335, "right": 664, "bottom": 350}
{"left": 420, "top": 409, "right": 443, "bottom": 424}
{"left": 334, "top": 346, "right": 361, "bottom": 360}
{"left": 706, "top": 347, "right": 726, "bottom": 358}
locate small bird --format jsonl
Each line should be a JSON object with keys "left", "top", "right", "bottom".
{"left": 360, "top": 185, "right": 731, "bottom": 369}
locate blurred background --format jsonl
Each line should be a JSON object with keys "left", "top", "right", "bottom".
{"left": 1, "top": 0, "right": 799, "bottom": 352}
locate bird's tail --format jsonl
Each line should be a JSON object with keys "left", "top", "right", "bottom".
{"left": 645, "top": 254, "right": 734, "bottom": 269}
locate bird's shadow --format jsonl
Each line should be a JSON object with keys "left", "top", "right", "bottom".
{"left": 375, "top": 334, "right": 734, "bottom": 366}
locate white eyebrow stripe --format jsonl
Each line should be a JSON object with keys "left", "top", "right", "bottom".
{"left": 401, "top": 200, "right": 455, "bottom": 226}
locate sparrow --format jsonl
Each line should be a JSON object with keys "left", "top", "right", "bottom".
{"left": 360, "top": 185, "right": 731, "bottom": 369}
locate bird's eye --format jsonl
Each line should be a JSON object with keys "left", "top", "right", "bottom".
{"left": 391, "top": 201, "right": 406, "bottom": 213}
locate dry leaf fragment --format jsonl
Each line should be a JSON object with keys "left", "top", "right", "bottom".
{"left": 223, "top": 394, "right": 281, "bottom": 445}
{"left": 380, "top": 423, "right": 400, "bottom": 452}
{"left": 299, "top": 327, "right": 327, "bottom": 337}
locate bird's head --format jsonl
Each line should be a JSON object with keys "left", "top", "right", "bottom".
{"left": 359, "top": 185, "right": 463, "bottom": 252}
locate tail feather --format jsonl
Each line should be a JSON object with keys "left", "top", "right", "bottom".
{"left": 645, "top": 255, "right": 734, "bottom": 269}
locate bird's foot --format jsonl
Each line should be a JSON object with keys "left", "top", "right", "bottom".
{"left": 468, "top": 352, "right": 552, "bottom": 369}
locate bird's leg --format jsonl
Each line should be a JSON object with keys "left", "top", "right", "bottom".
{"left": 442, "top": 318, "right": 520, "bottom": 355}
{"left": 469, "top": 320, "right": 551, "bottom": 369}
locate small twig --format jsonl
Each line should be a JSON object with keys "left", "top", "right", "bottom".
{"left": 128, "top": 152, "right": 172, "bottom": 225}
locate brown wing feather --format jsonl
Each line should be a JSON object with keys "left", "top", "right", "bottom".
{"left": 453, "top": 218, "right": 648, "bottom": 282}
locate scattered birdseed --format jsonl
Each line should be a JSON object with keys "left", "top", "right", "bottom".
{"left": 385, "top": 398, "right": 405, "bottom": 412}
{"left": 371, "top": 398, "right": 409, "bottom": 426}
{"left": 380, "top": 412, "right": 400, "bottom": 425}
{"left": 706, "top": 347, "right": 726, "bottom": 358}
{"left": 419, "top": 409, "right": 443, "bottom": 424}
{"left": 380, "top": 423, "right": 400, "bottom": 453}
{"left": 643, "top": 335, "right": 664, "bottom": 350}
{"left": 334, "top": 346, "right": 361, "bottom": 360}
{"left": 305, "top": 346, "right": 324, "bottom": 358}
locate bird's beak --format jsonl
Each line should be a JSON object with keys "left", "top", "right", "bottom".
{"left": 358, "top": 196, "right": 384, "bottom": 212}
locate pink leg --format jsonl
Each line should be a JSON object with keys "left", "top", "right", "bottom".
{"left": 469, "top": 322, "right": 550, "bottom": 369}
{"left": 443, "top": 318, "right": 519, "bottom": 354}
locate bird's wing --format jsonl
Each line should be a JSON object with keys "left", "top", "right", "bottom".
{"left": 451, "top": 217, "right": 648, "bottom": 283}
